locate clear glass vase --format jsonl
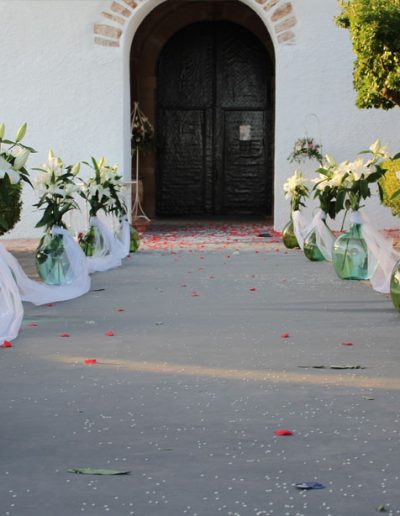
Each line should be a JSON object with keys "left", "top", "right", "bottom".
{"left": 79, "top": 225, "right": 105, "bottom": 257}
{"left": 36, "top": 231, "right": 70, "bottom": 285}
{"left": 130, "top": 225, "right": 140, "bottom": 253}
{"left": 282, "top": 219, "right": 299, "bottom": 249}
{"left": 390, "top": 259, "right": 400, "bottom": 312}
{"left": 332, "top": 223, "right": 369, "bottom": 280}
{"left": 303, "top": 227, "right": 326, "bottom": 262}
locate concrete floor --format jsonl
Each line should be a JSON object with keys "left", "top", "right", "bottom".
{"left": 1, "top": 222, "right": 400, "bottom": 516}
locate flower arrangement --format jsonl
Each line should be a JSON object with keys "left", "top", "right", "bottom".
{"left": 328, "top": 140, "right": 390, "bottom": 215}
{"left": 0, "top": 123, "right": 35, "bottom": 235}
{"left": 33, "top": 150, "right": 80, "bottom": 230}
{"left": 131, "top": 102, "right": 154, "bottom": 156}
{"left": 283, "top": 170, "right": 310, "bottom": 211}
{"left": 312, "top": 154, "right": 344, "bottom": 220}
{"left": 288, "top": 137, "right": 324, "bottom": 165}
{"left": 79, "top": 157, "right": 125, "bottom": 218}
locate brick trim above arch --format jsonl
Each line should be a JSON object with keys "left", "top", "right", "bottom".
{"left": 94, "top": 0, "right": 297, "bottom": 47}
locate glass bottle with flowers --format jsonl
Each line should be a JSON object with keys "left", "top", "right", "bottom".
{"left": 0, "top": 123, "right": 35, "bottom": 236}
{"left": 33, "top": 151, "right": 80, "bottom": 285}
{"left": 282, "top": 170, "right": 309, "bottom": 249}
{"left": 78, "top": 157, "right": 123, "bottom": 256}
{"left": 331, "top": 140, "right": 389, "bottom": 280}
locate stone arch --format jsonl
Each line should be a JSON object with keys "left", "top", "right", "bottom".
{"left": 92, "top": 0, "right": 295, "bottom": 217}
{"left": 94, "top": 0, "right": 297, "bottom": 48}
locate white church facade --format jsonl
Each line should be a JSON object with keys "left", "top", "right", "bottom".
{"left": 1, "top": 0, "right": 400, "bottom": 238}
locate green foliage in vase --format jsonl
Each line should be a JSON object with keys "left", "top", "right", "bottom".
{"left": 336, "top": 0, "right": 400, "bottom": 109}
{"left": 378, "top": 158, "right": 400, "bottom": 216}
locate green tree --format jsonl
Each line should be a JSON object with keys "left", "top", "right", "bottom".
{"left": 336, "top": 0, "right": 400, "bottom": 109}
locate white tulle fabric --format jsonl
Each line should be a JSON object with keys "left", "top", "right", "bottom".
{"left": 86, "top": 217, "right": 122, "bottom": 273}
{"left": 0, "top": 227, "right": 91, "bottom": 306}
{"left": 292, "top": 210, "right": 311, "bottom": 250}
{"left": 0, "top": 245, "right": 24, "bottom": 342}
{"left": 310, "top": 210, "right": 335, "bottom": 262}
{"left": 115, "top": 218, "right": 130, "bottom": 260}
{"left": 352, "top": 211, "right": 400, "bottom": 294}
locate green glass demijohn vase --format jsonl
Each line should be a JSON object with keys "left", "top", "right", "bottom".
{"left": 282, "top": 216, "right": 299, "bottom": 249}
{"left": 35, "top": 231, "right": 70, "bottom": 285}
{"left": 332, "top": 212, "right": 369, "bottom": 280}
{"left": 79, "top": 225, "right": 105, "bottom": 257}
{"left": 303, "top": 227, "right": 325, "bottom": 262}
{"left": 130, "top": 225, "right": 140, "bottom": 253}
{"left": 390, "top": 259, "right": 400, "bottom": 312}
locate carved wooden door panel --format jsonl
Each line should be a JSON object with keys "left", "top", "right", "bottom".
{"left": 156, "top": 21, "right": 273, "bottom": 216}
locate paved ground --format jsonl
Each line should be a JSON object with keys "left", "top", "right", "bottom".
{"left": 1, "top": 222, "right": 400, "bottom": 516}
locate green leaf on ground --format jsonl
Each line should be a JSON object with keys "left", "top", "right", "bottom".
{"left": 67, "top": 468, "right": 131, "bottom": 476}
{"left": 376, "top": 505, "right": 387, "bottom": 512}
{"left": 298, "top": 365, "right": 366, "bottom": 370}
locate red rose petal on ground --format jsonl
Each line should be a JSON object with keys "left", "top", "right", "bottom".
{"left": 59, "top": 332, "right": 70, "bottom": 337}
{"left": 281, "top": 333, "right": 290, "bottom": 339}
{"left": 342, "top": 342, "right": 353, "bottom": 346}
{"left": 249, "top": 288, "right": 257, "bottom": 292}
{"left": 28, "top": 323, "right": 39, "bottom": 328}
{"left": 116, "top": 308, "right": 125, "bottom": 312}
{"left": 191, "top": 291, "right": 200, "bottom": 297}
{"left": 47, "top": 303, "right": 54, "bottom": 307}
{"left": 274, "top": 429, "right": 293, "bottom": 436}
{"left": 181, "top": 284, "right": 187, "bottom": 287}
{"left": 1, "top": 340, "right": 12, "bottom": 348}
{"left": 105, "top": 331, "right": 115, "bottom": 337}
{"left": 84, "top": 359, "right": 97, "bottom": 365}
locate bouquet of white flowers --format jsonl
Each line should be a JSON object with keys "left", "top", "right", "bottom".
{"left": 33, "top": 150, "right": 80, "bottom": 230}
{"left": 79, "top": 157, "right": 126, "bottom": 218}
{"left": 283, "top": 170, "right": 310, "bottom": 211}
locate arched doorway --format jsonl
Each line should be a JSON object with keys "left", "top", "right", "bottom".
{"left": 130, "top": 1, "right": 275, "bottom": 218}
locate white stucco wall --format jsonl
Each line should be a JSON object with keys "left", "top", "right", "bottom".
{"left": 275, "top": 0, "right": 400, "bottom": 230}
{"left": 0, "top": 0, "right": 399, "bottom": 238}
{"left": 0, "top": 0, "right": 125, "bottom": 238}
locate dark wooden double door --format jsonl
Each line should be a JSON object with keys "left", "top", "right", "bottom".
{"left": 156, "top": 21, "right": 273, "bottom": 216}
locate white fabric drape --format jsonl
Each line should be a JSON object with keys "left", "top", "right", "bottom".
{"left": 115, "top": 217, "right": 130, "bottom": 260}
{"left": 292, "top": 210, "right": 311, "bottom": 250}
{"left": 354, "top": 211, "right": 400, "bottom": 294}
{"left": 311, "top": 210, "right": 335, "bottom": 262}
{"left": 0, "top": 245, "right": 24, "bottom": 342}
{"left": 86, "top": 216, "right": 122, "bottom": 273}
{"left": 0, "top": 227, "right": 91, "bottom": 306}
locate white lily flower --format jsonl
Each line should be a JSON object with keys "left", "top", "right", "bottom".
{"left": 0, "top": 155, "right": 20, "bottom": 184}
{"left": 13, "top": 148, "right": 30, "bottom": 170}
{"left": 369, "top": 139, "right": 389, "bottom": 157}
{"left": 64, "top": 183, "right": 78, "bottom": 196}
{"left": 283, "top": 170, "right": 307, "bottom": 198}
{"left": 325, "top": 154, "right": 337, "bottom": 167}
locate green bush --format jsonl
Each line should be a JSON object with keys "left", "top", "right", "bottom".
{"left": 336, "top": 0, "right": 400, "bottom": 109}
{"left": 0, "top": 178, "right": 23, "bottom": 236}
{"left": 379, "top": 159, "right": 400, "bottom": 217}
